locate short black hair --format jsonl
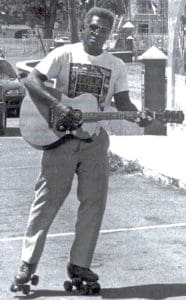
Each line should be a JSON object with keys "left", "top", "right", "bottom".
{"left": 84, "top": 7, "right": 114, "bottom": 29}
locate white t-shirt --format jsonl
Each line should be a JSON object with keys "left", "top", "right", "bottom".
{"left": 35, "top": 42, "right": 129, "bottom": 110}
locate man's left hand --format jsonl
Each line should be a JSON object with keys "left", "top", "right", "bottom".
{"left": 137, "top": 108, "right": 154, "bottom": 127}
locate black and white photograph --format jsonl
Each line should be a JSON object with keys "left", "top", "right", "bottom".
{"left": 1, "top": 0, "right": 186, "bottom": 299}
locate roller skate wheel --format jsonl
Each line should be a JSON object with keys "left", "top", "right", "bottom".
{"left": 84, "top": 285, "right": 92, "bottom": 295}
{"left": 22, "top": 284, "right": 30, "bottom": 295}
{"left": 31, "top": 274, "right": 39, "bottom": 285}
{"left": 88, "top": 289, "right": 94, "bottom": 295}
{"left": 87, "top": 282, "right": 101, "bottom": 294}
{"left": 72, "top": 278, "right": 82, "bottom": 290}
{"left": 93, "top": 282, "right": 101, "bottom": 294}
{"left": 64, "top": 280, "right": 73, "bottom": 292}
{"left": 10, "top": 283, "right": 22, "bottom": 292}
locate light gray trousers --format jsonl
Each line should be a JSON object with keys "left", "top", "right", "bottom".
{"left": 21, "top": 129, "right": 109, "bottom": 268}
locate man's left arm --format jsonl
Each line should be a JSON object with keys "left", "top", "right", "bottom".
{"left": 114, "top": 91, "right": 138, "bottom": 112}
{"left": 114, "top": 91, "right": 153, "bottom": 127}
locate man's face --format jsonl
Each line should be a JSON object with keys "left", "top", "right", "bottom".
{"left": 83, "top": 15, "right": 111, "bottom": 54}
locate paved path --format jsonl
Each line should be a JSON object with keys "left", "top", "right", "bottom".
{"left": 1, "top": 134, "right": 186, "bottom": 299}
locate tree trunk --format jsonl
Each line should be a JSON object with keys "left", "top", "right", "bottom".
{"left": 68, "top": 0, "right": 79, "bottom": 43}
{"left": 43, "top": 1, "right": 57, "bottom": 39}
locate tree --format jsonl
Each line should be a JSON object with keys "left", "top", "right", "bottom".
{"left": 96, "top": 0, "right": 129, "bottom": 15}
{"left": 68, "top": 0, "right": 79, "bottom": 43}
{"left": 23, "top": 0, "right": 66, "bottom": 38}
{"left": 0, "top": 0, "right": 131, "bottom": 40}
{"left": 0, "top": 0, "right": 79, "bottom": 40}
{"left": 80, "top": 0, "right": 130, "bottom": 15}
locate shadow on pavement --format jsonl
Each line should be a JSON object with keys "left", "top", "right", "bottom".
{"left": 101, "top": 284, "right": 186, "bottom": 299}
{"left": 3, "top": 128, "right": 21, "bottom": 136}
{"left": 1, "top": 117, "right": 21, "bottom": 136}
{"left": 14, "top": 284, "right": 186, "bottom": 299}
{"left": 0, "top": 127, "right": 21, "bottom": 138}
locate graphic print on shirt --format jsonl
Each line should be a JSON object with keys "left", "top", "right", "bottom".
{"left": 68, "top": 63, "right": 111, "bottom": 109}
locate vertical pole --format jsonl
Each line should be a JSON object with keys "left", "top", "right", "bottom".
{"left": 36, "top": 28, "right": 46, "bottom": 56}
{"left": 140, "top": 46, "right": 167, "bottom": 135}
{"left": 162, "top": 1, "right": 164, "bottom": 51}
{"left": 128, "top": 1, "right": 131, "bottom": 20}
{"left": 0, "top": 86, "right": 6, "bottom": 135}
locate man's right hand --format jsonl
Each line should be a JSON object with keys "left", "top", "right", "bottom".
{"left": 54, "top": 103, "right": 83, "bottom": 131}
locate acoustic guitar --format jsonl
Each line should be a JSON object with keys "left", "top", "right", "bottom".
{"left": 20, "top": 87, "right": 184, "bottom": 150}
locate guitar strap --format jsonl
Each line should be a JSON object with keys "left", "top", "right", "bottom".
{"left": 45, "top": 133, "right": 93, "bottom": 150}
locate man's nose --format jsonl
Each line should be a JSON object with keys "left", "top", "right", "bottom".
{"left": 91, "top": 29, "right": 99, "bottom": 36}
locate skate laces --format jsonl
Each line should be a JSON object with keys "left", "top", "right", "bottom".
{"left": 80, "top": 267, "right": 99, "bottom": 281}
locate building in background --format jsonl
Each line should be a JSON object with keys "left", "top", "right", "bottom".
{"left": 112, "top": 0, "right": 168, "bottom": 55}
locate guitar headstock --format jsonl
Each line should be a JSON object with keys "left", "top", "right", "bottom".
{"left": 156, "top": 110, "right": 185, "bottom": 124}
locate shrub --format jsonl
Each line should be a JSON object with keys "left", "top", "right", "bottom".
{"left": 108, "top": 150, "right": 143, "bottom": 174}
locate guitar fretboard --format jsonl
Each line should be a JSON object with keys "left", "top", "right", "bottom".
{"left": 82, "top": 111, "right": 140, "bottom": 121}
{"left": 81, "top": 110, "right": 184, "bottom": 124}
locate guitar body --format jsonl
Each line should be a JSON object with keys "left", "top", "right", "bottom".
{"left": 20, "top": 92, "right": 98, "bottom": 150}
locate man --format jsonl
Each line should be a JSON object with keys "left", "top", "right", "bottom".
{"left": 13, "top": 7, "right": 152, "bottom": 289}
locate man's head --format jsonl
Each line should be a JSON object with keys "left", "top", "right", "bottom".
{"left": 83, "top": 7, "right": 114, "bottom": 55}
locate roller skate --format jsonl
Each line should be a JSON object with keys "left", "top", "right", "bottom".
{"left": 10, "top": 262, "right": 39, "bottom": 295}
{"left": 63, "top": 263, "right": 101, "bottom": 295}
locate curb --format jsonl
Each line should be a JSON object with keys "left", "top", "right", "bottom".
{"left": 109, "top": 135, "right": 186, "bottom": 190}
{"left": 109, "top": 152, "right": 183, "bottom": 189}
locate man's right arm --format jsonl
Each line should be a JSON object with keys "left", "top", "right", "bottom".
{"left": 24, "top": 69, "right": 61, "bottom": 109}
{"left": 24, "top": 69, "right": 83, "bottom": 130}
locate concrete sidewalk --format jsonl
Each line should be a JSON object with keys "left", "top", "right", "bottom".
{"left": 110, "top": 135, "right": 186, "bottom": 189}
{"left": 2, "top": 132, "right": 186, "bottom": 300}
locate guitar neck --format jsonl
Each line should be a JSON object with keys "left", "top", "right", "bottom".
{"left": 82, "top": 110, "right": 184, "bottom": 124}
{"left": 48, "top": 88, "right": 184, "bottom": 124}
{"left": 82, "top": 111, "right": 140, "bottom": 121}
